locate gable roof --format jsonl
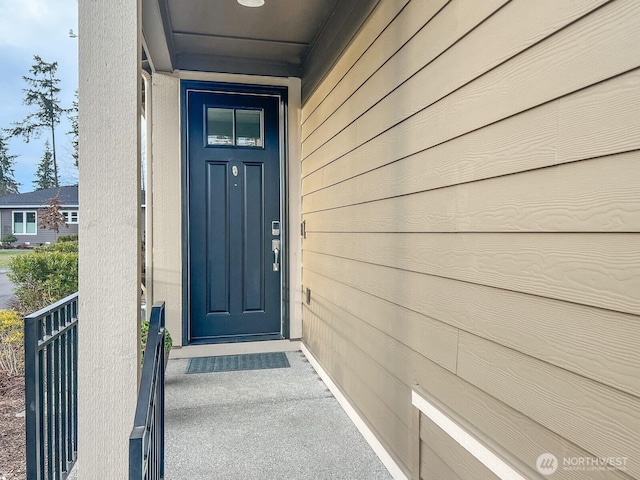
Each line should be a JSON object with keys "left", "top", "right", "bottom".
{"left": 0, "top": 186, "right": 79, "bottom": 207}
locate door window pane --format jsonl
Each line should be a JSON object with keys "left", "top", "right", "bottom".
{"left": 236, "top": 109, "right": 263, "bottom": 147}
{"left": 205, "top": 107, "right": 264, "bottom": 148}
{"left": 207, "top": 108, "right": 234, "bottom": 145}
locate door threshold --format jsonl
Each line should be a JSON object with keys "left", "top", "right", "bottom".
{"left": 169, "top": 339, "right": 301, "bottom": 359}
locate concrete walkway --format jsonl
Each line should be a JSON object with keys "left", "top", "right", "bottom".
{"left": 0, "top": 269, "right": 15, "bottom": 309}
{"left": 165, "top": 351, "right": 392, "bottom": 480}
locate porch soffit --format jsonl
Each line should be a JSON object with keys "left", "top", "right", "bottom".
{"left": 142, "top": 0, "right": 380, "bottom": 100}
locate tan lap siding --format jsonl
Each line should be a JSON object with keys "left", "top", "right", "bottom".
{"left": 419, "top": 444, "right": 464, "bottom": 480}
{"left": 302, "top": 0, "right": 640, "bottom": 176}
{"left": 301, "top": 0, "right": 640, "bottom": 477}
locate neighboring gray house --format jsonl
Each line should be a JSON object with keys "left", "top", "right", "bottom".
{"left": 0, "top": 186, "right": 79, "bottom": 245}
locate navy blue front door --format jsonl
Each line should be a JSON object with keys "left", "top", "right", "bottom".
{"left": 186, "top": 86, "right": 282, "bottom": 342}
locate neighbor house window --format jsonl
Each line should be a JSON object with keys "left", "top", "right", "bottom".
{"left": 62, "top": 211, "right": 78, "bottom": 224}
{"left": 13, "top": 211, "right": 37, "bottom": 235}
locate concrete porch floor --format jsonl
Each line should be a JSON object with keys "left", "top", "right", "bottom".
{"left": 165, "top": 350, "right": 393, "bottom": 480}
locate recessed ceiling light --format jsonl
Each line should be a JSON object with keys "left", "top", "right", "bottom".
{"left": 238, "top": 0, "right": 265, "bottom": 7}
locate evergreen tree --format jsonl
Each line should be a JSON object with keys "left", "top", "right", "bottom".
{"left": 0, "top": 134, "right": 20, "bottom": 196}
{"left": 5, "top": 55, "right": 69, "bottom": 188}
{"left": 34, "top": 140, "right": 56, "bottom": 190}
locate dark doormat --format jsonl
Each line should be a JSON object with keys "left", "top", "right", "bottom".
{"left": 186, "top": 352, "right": 290, "bottom": 374}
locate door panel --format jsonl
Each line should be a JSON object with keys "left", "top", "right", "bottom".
{"left": 186, "top": 88, "right": 282, "bottom": 342}
{"left": 205, "top": 161, "right": 230, "bottom": 314}
{"left": 243, "top": 163, "right": 265, "bottom": 312}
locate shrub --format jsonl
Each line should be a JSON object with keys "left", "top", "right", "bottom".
{"left": 57, "top": 234, "right": 78, "bottom": 243}
{"left": 1, "top": 233, "right": 17, "bottom": 249}
{"left": 141, "top": 320, "right": 173, "bottom": 354}
{"left": 36, "top": 240, "right": 78, "bottom": 253}
{"left": 0, "top": 310, "right": 23, "bottom": 375}
{"left": 8, "top": 251, "right": 78, "bottom": 315}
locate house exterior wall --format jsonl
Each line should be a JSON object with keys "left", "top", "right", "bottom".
{"left": 301, "top": 0, "right": 640, "bottom": 478}
{"left": 150, "top": 71, "right": 303, "bottom": 346}
{"left": 0, "top": 208, "right": 79, "bottom": 245}
{"left": 77, "top": 0, "right": 141, "bottom": 477}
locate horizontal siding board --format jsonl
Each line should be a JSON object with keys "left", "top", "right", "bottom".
{"left": 453, "top": 152, "right": 639, "bottom": 233}
{"left": 456, "top": 332, "right": 640, "bottom": 478}
{"left": 302, "top": 69, "right": 640, "bottom": 208}
{"left": 302, "top": 0, "right": 640, "bottom": 176}
{"left": 557, "top": 68, "right": 640, "bottom": 163}
{"left": 303, "top": 65, "right": 640, "bottom": 197}
{"left": 303, "top": 0, "right": 603, "bottom": 158}
{"left": 303, "top": 307, "right": 412, "bottom": 470}
{"left": 415, "top": 352, "right": 634, "bottom": 480}
{"left": 305, "top": 296, "right": 413, "bottom": 428}
{"left": 303, "top": 269, "right": 458, "bottom": 372}
{"left": 303, "top": 251, "right": 640, "bottom": 397}
{"left": 305, "top": 180, "right": 457, "bottom": 233}
{"left": 302, "top": 101, "right": 558, "bottom": 207}
{"left": 302, "top": 0, "right": 455, "bottom": 141}
{"left": 420, "top": 443, "right": 464, "bottom": 480}
{"left": 303, "top": 151, "right": 640, "bottom": 233}
{"left": 306, "top": 289, "right": 415, "bottom": 388}
{"left": 302, "top": 0, "right": 409, "bottom": 122}
{"left": 301, "top": 168, "right": 324, "bottom": 197}
{"left": 420, "top": 414, "right": 501, "bottom": 480}
{"left": 303, "top": 283, "right": 633, "bottom": 479}
{"left": 414, "top": 365, "right": 634, "bottom": 480}
{"left": 304, "top": 232, "right": 640, "bottom": 315}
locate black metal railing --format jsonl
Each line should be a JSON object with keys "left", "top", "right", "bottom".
{"left": 129, "top": 301, "right": 166, "bottom": 480}
{"left": 24, "top": 293, "right": 79, "bottom": 480}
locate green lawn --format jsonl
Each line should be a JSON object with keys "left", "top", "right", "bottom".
{"left": 0, "top": 250, "right": 31, "bottom": 269}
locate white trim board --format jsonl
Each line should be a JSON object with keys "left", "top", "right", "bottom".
{"left": 177, "top": 70, "right": 293, "bottom": 87}
{"left": 301, "top": 343, "right": 409, "bottom": 480}
{"left": 412, "top": 388, "right": 528, "bottom": 480}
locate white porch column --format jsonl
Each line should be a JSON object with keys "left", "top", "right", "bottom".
{"left": 77, "top": 0, "right": 141, "bottom": 477}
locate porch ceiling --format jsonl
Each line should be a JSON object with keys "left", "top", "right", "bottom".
{"left": 143, "top": 0, "right": 380, "bottom": 99}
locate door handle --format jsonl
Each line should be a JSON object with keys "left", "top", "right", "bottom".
{"left": 272, "top": 239, "right": 280, "bottom": 272}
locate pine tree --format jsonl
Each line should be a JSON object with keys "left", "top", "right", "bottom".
{"left": 0, "top": 134, "right": 20, "bottom": 196}
{"left": 34, "top": 140, "right": 56, "bottom": 190}
{"left": 5, "top": 55, "right": 69, "bottom": 188}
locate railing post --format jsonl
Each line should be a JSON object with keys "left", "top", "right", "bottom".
{"left": 129, "top": 301, "right": 166, "bottom": 480}
{"left": 129, "top": 428, "right": 144, "bottom": 479}
{"left": 24, "top": 314, "right": 42, "bottom": 477}
{"left": 159, "top": 305, "right": 165, "bottom": 479}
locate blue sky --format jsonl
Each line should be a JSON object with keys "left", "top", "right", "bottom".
{"left": 0, "top": 0, "right": 78, "bottom": 192}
